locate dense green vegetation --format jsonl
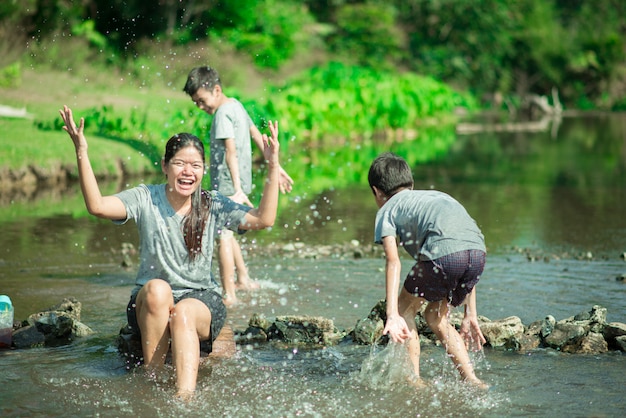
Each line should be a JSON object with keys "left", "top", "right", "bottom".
{"left": 2, "top": 0, "right": 625, "bottom": 108}
{"left": 1, "top": 0, "right": 625, "bottom": 207}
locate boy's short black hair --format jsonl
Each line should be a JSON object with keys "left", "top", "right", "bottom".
{"left": 368, "top": 152, "right": 414, "bottom": 196}
{"left": 183, "top": 66, "right": 221, "bottom": 96}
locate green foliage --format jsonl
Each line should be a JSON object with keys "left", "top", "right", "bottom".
{"left": 328, "top": 3, "right": 403, "bottom": 69}
{"left": 71, "top": 19, "right": 108, "bottom": 49}
{"left": 0, "top": 62, "right": 21, "bottom": 87}
{"left": 393, "top": 0, "right": 626, "bottom": 108}
{"left": 208, "top": 0, "right": 317, "bottom": 68}
{"left": 255, "top": 62, "right": 477, "bottom": 144}
{"left": 3, "top": 0, "right": 626, "bottom": 108}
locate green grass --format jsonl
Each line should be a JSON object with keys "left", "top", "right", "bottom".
{"left": 0, "top": 116, "right": 158, "bottom": 177}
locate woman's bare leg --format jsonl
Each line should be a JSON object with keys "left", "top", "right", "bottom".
{"left": 135, "top": 279, "right": 174, "bottom": 369}
{"left": 169, "top": 298, "right": 213, "bottom": 399}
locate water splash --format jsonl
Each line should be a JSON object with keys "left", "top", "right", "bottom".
{"left": 353, "top": 342, "right": 417, "bottom": 389}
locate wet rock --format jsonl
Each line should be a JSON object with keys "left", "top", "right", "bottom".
{"left": 11, "top": 298, "right": 626, "bottom": 357}
{"left": 517, "top": 330, "right": 542, "bottom": 352}
{"left": 615, "top": 336, "right": 626, "bottom": 351}
{"left": 238, "top": 326, "right": 268, "bottom": 345}
{"left": 571, "top": 305, "right": 607, "bottom": 333}
{"left": 116, "top": 324, "right": 143, "bottom": 369}
{"left": 248, "top": 312, "right": 273, "bottom": 331}
{"left": 602, "top": 322, "right": 626, "bottom": 350}
{"left": 540, "top": 315, "right": 556, "bottom": 338}
{"left": 20, "top": 297, "right": 94, "bottom": 347}
{"left": 12, "top": 325, "right": 46, "bottom": 348}
{"left": 352, "top": 317, "right": 384, "bottom": 345}
{"left": 267, "top": 315, "right": 345, "bottom": 345}
{"left": 544, "top": 322, "right": 589, "bottom": 349}
{"left": 43, "top": 297, "right": 83, "bottom": 321}
{"left": 479, "top": 316, "right": 525, "bottom": 349}
{"left": 238, "top": 313, "right": 272, "bottom": 345}
{"left": 562, "top": 332, "right": 608, "bottom": 354}
{"left": 348, "top": 302, "right": 626, "bottom": 354}
{"left": 351, "top": 299, "right": 387, "bottom": 344}
{"left": 602, "top": 322, "right": 626, "bottom": 340}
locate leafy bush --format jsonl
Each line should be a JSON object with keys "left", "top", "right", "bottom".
{"left": 0, "top": 62, "right": 21, "bottom": 87}
{"left": 328, "top": 3, "right": 403, "bottom": 69}
{"left": 256, "top": 62, "right": 477, "bottom": 144}
{"left": 208, "top": 0, "right": 317, "bottom": 68}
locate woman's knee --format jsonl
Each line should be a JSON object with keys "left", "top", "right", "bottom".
{"left": 138, "top": 279, "right": 173, "bottom": 308}
{"left": 170, "top": 298, "right": 212, "bottom": 334}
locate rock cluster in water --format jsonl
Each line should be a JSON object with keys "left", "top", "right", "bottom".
{"left": 237, "top": 302, "right": 626, "bottom": 355}
{"left": 8, "top": 298, "right": 94, "bottom": 348}
{"left": 5, "top": 298, "right": 625, "bottom": 365}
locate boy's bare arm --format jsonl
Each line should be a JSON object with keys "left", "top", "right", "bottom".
{"left": 381, "top": 236, "right": 411, "bottom": 342}
{"left": 460, "top": 286, "right": 486, "bottom": 350}
{"left": 224, "top": 138, "right": 252, "bottom": 206}
{"left": 250, "top": 125, "right": 294, "bottom": 193}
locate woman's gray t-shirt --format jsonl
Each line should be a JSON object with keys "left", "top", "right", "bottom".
{"left": 114, "top": 184, "right": 251, "bottom": 297}
{"left": 374, "top": 189, "right": 485, "bottom": 261}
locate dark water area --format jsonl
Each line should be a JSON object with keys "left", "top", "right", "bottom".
{"left": 1, "top": 114, "right": 625, "bottom": 417}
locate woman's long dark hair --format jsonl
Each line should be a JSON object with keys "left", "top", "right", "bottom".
{"left": 164, "top": 133, "right": 211, "bottom": 261}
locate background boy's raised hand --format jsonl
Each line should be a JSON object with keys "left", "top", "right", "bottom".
{"left": 261, "top": 120, "right": 280, "bottom": 165}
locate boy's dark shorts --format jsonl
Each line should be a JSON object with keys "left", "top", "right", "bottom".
{"left": 404, "top": 249, "right": 486, "bottom": 307}
{"left": 126, "top": 288, "right": 227, "bottom": 353}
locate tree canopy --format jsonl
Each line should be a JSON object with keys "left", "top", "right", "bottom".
{"left": 1, "top": 0, "right": 626, "bottom": 109}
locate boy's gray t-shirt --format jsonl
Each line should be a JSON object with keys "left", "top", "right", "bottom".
{"left": 210, "top": 98, "right": 254, "bottom": 196}
{"left": 114, "top": 184, "right": 251, "bottom": 297}
{"left": 374, "top": 189, "right": 486, "bottom": 260}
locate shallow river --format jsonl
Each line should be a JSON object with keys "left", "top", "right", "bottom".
{"left": 1, "top": 114, "right": 625, "bottom": 417}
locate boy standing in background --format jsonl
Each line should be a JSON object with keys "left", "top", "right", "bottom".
{"left": 184, "top": 66, "right": 294, "bottom": 306}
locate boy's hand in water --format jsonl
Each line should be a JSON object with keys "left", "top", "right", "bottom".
{"left": 460, "top": 316, "right": 486, "bottom": 351}
{"left": 383, "top": 314, "right": 412, "bottom": 343}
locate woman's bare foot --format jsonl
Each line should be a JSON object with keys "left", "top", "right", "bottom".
{"left": 174, "top": 389, "right": 195, "bottom": 402}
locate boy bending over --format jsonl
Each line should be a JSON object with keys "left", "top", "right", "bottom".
{"left": 368, "top": 152, "right": 488, "bottom": 389}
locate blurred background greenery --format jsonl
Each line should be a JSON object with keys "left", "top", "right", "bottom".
{"left": 1, "top": 0, "right": 625, "bottom": 206}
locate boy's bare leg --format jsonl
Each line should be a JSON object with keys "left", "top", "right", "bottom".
{"left": 231, "top": 238, "right": 259, "bottom": 290}
{"left": 424, "top": 301, "right": 487, "bottom": 388}
{"left": 398, "top": 288, "right": 426, "bottom": 386}
{"left": 217, "top": 235, "right": 238, "bottom": 306}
